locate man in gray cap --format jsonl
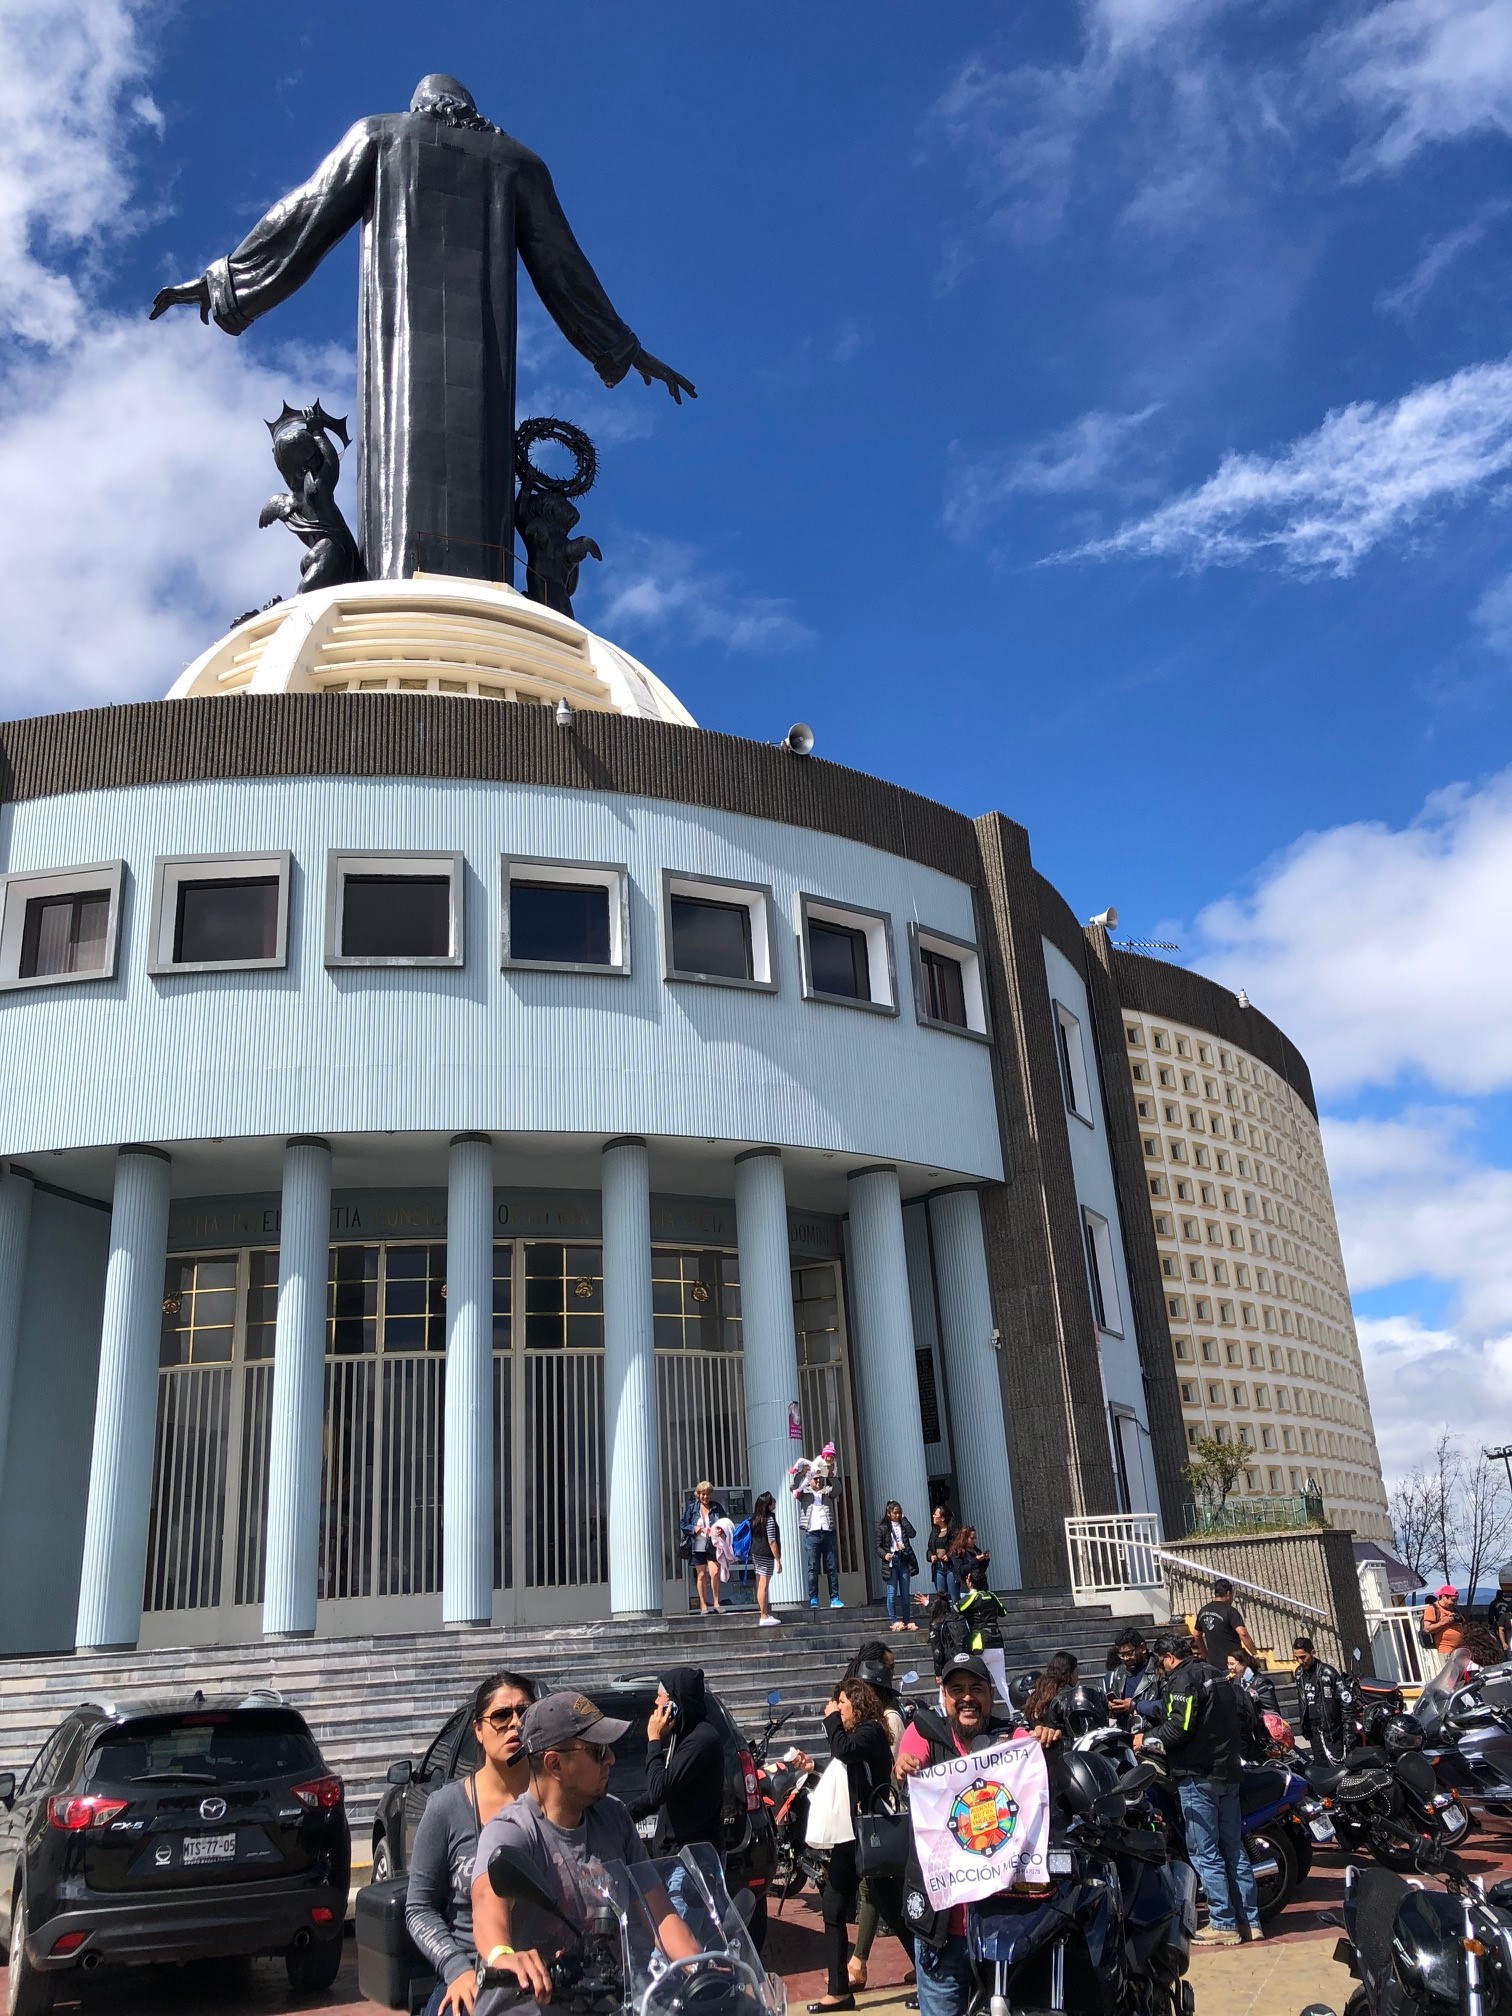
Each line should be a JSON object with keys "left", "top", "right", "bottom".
{"left": 470, "top": 1691, "right": 698, "bottom": 2006}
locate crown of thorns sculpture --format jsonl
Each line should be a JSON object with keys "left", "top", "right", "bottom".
{"left": 515, "top": 415, "right": 597, "bottom": 497}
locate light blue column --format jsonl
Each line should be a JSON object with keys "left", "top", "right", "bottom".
{"left": 929, "top": 1186, "right": 1022, "bottom": 1589}
{"left": 75, "top": 1146, "right": 172, "bottom": 1651}
{"left": 444, "top": 1133, "right": 494, "bottom": 1626}
{"left": 263, "top": 1137, "right": 332, "bottom": 1639}
{"left": 734, "top": 1150, "right": 804, "bottom": 1607}
{"left": 0, "top": 1165, "right": 36, "bottom": 1514}
{"left": 602, "top": 1136, "right": 660, "bottom": 1616}
{"left": 846, "top": 1166, "right": 931, "bottom": 1585}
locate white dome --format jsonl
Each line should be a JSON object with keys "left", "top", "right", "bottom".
{"left": 166, "top": 573, "right": 696, "bottom": 726}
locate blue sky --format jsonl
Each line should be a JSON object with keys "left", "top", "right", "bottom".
{"left": 4, "top": 0, "right": 1512, "bottom": 1494}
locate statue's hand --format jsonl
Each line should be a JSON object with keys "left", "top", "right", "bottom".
{"left": 149, "top": 277, "right": 211, "bottom": 324}
{"left": 632, "top": 347, "right": 697, "bottom": 404}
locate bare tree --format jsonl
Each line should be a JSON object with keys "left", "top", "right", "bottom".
{"left": 1390, "top": 1432, "right": 1512, "bottom": 1599}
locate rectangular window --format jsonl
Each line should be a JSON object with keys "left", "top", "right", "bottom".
{"left": 909, "top": 923, "right": 989, "bottom": 1039}
{"left": 149, "top": 852, "right": 290, "bottom": 974}
{"left": 795, "top": 893, "right": 897, "bottom": 1012}
{"left": 326, "top": 852, "right": 463, "bottom": 967}
{"left": 1053, "top": 1000, "right": 1094, "bottom": 1121}
{"left": 661, "top": 871, "right": 775, "bottom": 990}
{"left": 1083, "top": 1209, "right": 1124, "bottom": 1335}
{"left": 0, "top": 861, "right": 124, "bottom": 991}
{"left": 502, "top": 856, "right": 628, "bottom": 973}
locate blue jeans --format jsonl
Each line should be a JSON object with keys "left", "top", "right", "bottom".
{"left": 804, "top": 1528, "right": 839, "bottom": 1601}
{"left": 1178, "top": 1776, "right": 1260, "bottom": 1931}
{"left": 914, "top": 1935, "right": 976, "bottom": 2016}
{"left": 886, "top": 1561, "right": 913, "bottom": 1623}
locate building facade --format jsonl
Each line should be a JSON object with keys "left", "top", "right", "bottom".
{"left": 1112, "top": 953, "right": 1391, "bottom": 1544}
{"left": 0, "top": 579, "right": 1383, "bottom": 1656}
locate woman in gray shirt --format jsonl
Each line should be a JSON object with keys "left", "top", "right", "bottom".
{"left": 406, "top": 1670, "right": 538, "bottom": 2016}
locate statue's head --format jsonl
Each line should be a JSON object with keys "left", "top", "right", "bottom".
{"left": 411, "top": 74, "right": 477, "bottom": 117}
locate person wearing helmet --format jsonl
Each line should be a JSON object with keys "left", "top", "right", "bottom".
{"left": 894, "top": 1654, "right": 1025, "bottom": 2016}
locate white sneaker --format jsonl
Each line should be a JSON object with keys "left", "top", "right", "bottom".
{"left": 759, "top": 1615, "right": 781, "bottom": 1626}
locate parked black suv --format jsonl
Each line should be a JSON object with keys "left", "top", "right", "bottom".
{"left": 373, "top": 1680, "right": 774, "bottom": 1940}
{"left": 0, "top": 1694, "right": 350, "bottom": 2012}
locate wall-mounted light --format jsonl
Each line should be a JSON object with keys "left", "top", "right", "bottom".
{"left": 555, "top": 697, "right": 573, "bottom": 729}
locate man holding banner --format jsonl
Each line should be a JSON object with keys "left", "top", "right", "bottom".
{"left": 895, "top": 1654, "right": 1053, "bottom": 2016}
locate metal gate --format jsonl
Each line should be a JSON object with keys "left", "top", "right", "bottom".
{"left": 654, "top": 1249, "right": 747, "bottom": 1584}
{"left": 793, "top": 1260, "right": 864, "bottom": 1579}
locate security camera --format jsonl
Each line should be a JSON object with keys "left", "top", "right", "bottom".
{"left": 1089, "top": 907, "right": 1119, "bottom": 932}
{"left": 783, "top": 722, "right": 815, "bottom": 756}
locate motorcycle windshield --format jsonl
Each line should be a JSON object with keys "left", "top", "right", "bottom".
{"left": 1416, "top": 1649, "right": 1477, "bottom": 1734}
{"left": 599, "top": 1846, "right": 786, "bottom": 2016}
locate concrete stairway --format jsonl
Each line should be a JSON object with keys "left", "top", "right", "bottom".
{"left": 0, "top": 1593, "right": 1152, "bottom": 1858}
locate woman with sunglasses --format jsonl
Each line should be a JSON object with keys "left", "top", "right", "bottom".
{"left": 406, "top": 1669, "right": 539, "bottom": 2015}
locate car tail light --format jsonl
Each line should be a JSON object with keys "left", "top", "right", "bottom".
{"left": 49, "top": 1931, "right": 87, "bottom": 1956}
{"left": 47, "top": 1795, "right": 128, "bottom": 1831}
{"left": 739, "top": 1750, "right": 760, "bottom": 1814}
{"left": 310, "top": 1906, "right": 335, "bottom": 1924}
{"left": 290, "top": 1775, "right": 343, "bottom": 1811}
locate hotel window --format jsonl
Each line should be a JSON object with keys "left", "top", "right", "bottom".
{"left": 1207, "top": 1382, "right": 1224, "bottom": 1405}
{"left": 326, "top": 852, "right": 463, "bottom": 967}
{"left": 0, "top": 860, "right": 124, "bottom": 991}
{"left": 1083, "top": 1210, "right": 1123, "bottom": 1334}
{"left": 909, "top": 923, "right": 990, "bottom": 1039}
{"left": 1179, "top": 1381, "right": 1197, "bottom": 1403}
{"left": 1053, "top": 1000, "right": 1094, "bottom": 1121}
{"left": 661, "top": 871, "right": 776, "bottom": 991}
{"left": 795, "top": 893, "right": 897, "bottom": 1013}
{"left": 1126, "top": 1025, "right": 1143, "bottom": 1046}
{"left": 148, "top": 852, "right": 290, "bottom": 974}
{"left": 1132, "top": 1061, "right": 1150, "bottom": 1082}
{"left": 502, "top": 856, "right": 629, "bottom": 974}
{"left": 1261, "top": 1426, "right": 1277, "bottom": 1450}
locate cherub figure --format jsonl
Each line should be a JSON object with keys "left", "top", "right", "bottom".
{"left": 259, "top": 401, "right": 364, "bottom": 593}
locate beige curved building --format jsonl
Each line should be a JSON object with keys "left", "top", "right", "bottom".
{"left": 1113, "top": 956, "right": 1392, "bottom": 1545}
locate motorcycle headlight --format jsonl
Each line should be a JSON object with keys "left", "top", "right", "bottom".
{"left": 1047, "top": 1848, "right": 1075, "bottom": 1877}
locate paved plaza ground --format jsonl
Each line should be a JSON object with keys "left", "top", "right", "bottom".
{"left": 6, "top": 1818, "right": 1508, "bottom": 2016}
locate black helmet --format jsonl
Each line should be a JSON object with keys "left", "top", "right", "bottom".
{"left": 1062, "top": 1683, "right": 1109, "bottom": 1738}
{"left": 854, "top": 1659, "right": 892, "bottom": 1693}
{"left": 1008, "top": 1671, "right": 1038, "bottom": 1713}
{"left": 1382, "top": 1713, "right": 1425, "bottom": 1756}
{"left": 1060, "top": 1750, "right": 1120, "bottom": 1815}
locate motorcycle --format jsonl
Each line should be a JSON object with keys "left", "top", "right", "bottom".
{"left": 1305, "top": 1733, "right": 1471, "bottom": 1873}
{"left": 968, "top": 1752, "right": 1197, "bottom": 2016}
{"left": 479, "top": 1838, "right": 785, "bottom": 2016}
{"left": 1415, "top": 1651, "right": 1512, "bottom": 1819}
{"left": 1121, "top": 1700, "right": 1327, "bottom": 1919}
{"left": 1337, "top": 1656, "right": 1406, "bottom": 1752}
{"left": 1306, "top": 1840, "right": 1512, "bottom": 2015}
{"left": 749, "top": 1691, "right": 823, "bottom": 1901}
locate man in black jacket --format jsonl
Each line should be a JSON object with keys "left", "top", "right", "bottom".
{"left": 1105, "top": 1630, "right": 1163, "bottom": 1725}
{"left": 1140, "top": 1632, "right": 1260, "bottom": 1948}
{"left": 1292, "top": 1637, "right": 1347, "bottom": 1764}
{"left": 645, "top": 1667, "right": 725, "bottom": 1853}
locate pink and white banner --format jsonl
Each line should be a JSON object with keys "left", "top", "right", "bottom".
{"left": 906, "top": 1735, "right": 1053, "bottom": 1910}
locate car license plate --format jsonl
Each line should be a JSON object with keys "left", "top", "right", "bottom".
{"left": 636, "top": 1817, "right": 658, "bottom": 1841}
{"left": 183, "top": 1831, "right": 236, "bottom": 1865}
{"left": 1309, "top": 1817, "right": 1337, "bottom": 1842}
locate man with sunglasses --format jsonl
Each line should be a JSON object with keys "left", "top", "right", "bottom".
{"left": 471, "top": 1691, "right": 700, "bottom": 2008}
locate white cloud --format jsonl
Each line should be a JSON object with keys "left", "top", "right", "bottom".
{"left": 596, "top": 538, "right": 816, "bottom": 655}
{"left": 1066, "top": 355, "right": 1512, "bottom": 573}
{"left": 1193, "top": 769, "right": 1512, "bottom": 1096}
{"left": 0, "top": 0, "right": 156, "bottom": 346}
{"left": 1374, "top": 201, "right": 1512, "bottom": 319}
{"left": 944, "top": 406, "right": 1159, "bottom": 539}
{"left": 1316, "top": 0, "right": 1512, "bottom": 174}
{"left": 1355, "top": 1312, "right": 1512, "bottom": 1488}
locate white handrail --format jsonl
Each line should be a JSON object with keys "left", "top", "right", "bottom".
{"left": 1150, "top": 1543, "right": 1328, "bottom": 1622}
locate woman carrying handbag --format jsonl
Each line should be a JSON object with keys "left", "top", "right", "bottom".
{"left": 807, "top": 1678, "right": 892, "bottom": 2013}
{"left": 876, "top": 1501, "right": 920, "bottom": 1632}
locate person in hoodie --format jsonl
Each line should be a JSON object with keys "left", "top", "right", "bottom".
{"left": 645, "top": 1666, "right": 726, "bottom": 1855}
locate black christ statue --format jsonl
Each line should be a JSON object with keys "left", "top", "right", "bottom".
{"left": 151, "top": 74, "right": 694, "bottom": 583}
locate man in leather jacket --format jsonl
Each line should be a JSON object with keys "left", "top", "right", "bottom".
{"left": 1105, "top": 1630, "right": 1163, "bottom": 1725}
{"left": 1139, "top": 1632, "right": 1260, "bottom": 1947}
{"left": 1292, "top": 1636, "right": 1347, "bottom": 1764}
{"left": 894, "top": 1654, "right": 1025, "bottom": 2016}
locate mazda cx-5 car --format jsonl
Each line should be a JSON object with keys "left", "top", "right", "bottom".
{"left": 0, "top": 1694, "right": 350, "bottom": 2013}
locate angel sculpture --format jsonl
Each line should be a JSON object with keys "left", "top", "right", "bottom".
{"left": 258, "top": 401, "right": 364, "bottom": 594}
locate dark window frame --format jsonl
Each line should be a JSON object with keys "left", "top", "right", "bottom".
{"left": 794, "top": 891, "right": 898, "bottom": 1016}
{"left": 325, "top": 851, "right": 464, "bottom": 969}
{"left": 500, "top": 855, "right": 630, "bottom": 976}
{"left": 907, "top": 922, "right": 991, "bottom": 1043}
{"left": 148, "top": 851, "right": 291, "bottom": 976}
{"left": 0, "top": 860, "right": 125, "bottom": 993}
{"left": 659, "top": 869, "right": 777, "bottom": 994}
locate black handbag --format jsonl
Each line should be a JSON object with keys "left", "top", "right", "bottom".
{"left": 855, "top": 1782, "right": 910, "bottom": 1880}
